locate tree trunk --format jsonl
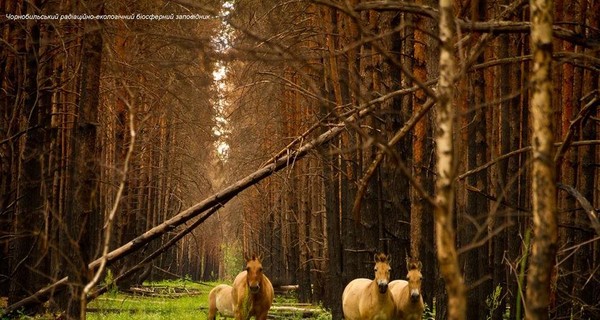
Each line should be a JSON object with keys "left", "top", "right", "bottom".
{"left": 553, "top": 0, "right": 576, "bottom": 318}
{"left": 61, "top": 1, "right": 104, "bottom": 317}
{"left": 525, "top": 0, "right": 557, "bottom": 319}
{"left": 411, "top": 0, "right": 431, "bottom": 262}
{"left": 435, "top": 0, "right": 466, "bottom": 319}
{"left": 9, "top": 2, "right": 48, "bottom": 313}
{"left": 463, "top": 2, "right": 489, "bottom": 315}
{"left": 457, "top": 1, "right": 490, "bottom": 319}
{"left": 574, "top": 3, "right": 599, "bottom": 318}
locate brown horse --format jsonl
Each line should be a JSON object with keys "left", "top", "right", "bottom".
{"left": 208, "top": 284, "right": 235, "bottom": 319}
{"left": 231, "top": 255, "right": 274, "bottom": 320}
{"left": 342, "top": 253, "right": 395, "bottom": 320}
{"left": 388, "top": 259, "right": 424, "bottom": 320}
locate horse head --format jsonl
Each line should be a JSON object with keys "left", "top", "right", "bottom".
{"left": 245, "top": 254, "right": 264, "bottom": 294}
{"left": 373, "top": 253, "right": 391, "bottom": 294}
{"left": 406, "top": 259, "right": 423, "bottom": 303}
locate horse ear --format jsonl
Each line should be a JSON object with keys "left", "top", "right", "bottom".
{"left": 386, "top": 254, "right": 392, "bottom": 263}
{"left": 416, "top": 260, "right": 422, "bottom": 270}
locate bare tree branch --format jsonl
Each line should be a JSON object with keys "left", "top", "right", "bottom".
{"left": 557, "top": 183, "right": 600, "bottom": 237}
{"left": 81, "top": 88, "right": 136, "bottom": 308}
{"left": 458, "top": 140, "right": 600, "bottom": 180}
{"left": 352, "top": 98, "right": 436, "bottom": 221}
{"left": 353, "top": 0, "right": 599, "bottom": 49}
{"left": 555, "top": 93, "right": 600, "bottom": 164}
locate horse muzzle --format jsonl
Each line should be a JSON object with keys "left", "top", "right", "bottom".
{"left": 377, "top": 281, "right": 389, "bottom": 294}
{"left": 249, "top": 283, "right": 260, "bottom": 293}
{"left": 410, "top": 290, "right": 421, "bottom": 302}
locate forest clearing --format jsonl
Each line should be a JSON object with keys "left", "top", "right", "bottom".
{"left": 1, "top": 279, "right": 334, "bottom": 320}
{"left": 86, "top": 279, "right": 331, "bottom": 320}
{"left": 1, "top": 0, "right": 600, "bottom": 319}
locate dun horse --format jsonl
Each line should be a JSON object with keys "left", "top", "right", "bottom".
{"left": 342, "top": 253, "right": 395, "bottom": 320}
{"left": 388, "top": 259, "right": 424, "bottom": 320}
{"left": 208, "top": 284, "right": 235, "bottom": 319}
{"left": 231, "top": 255, "right": 274, "bottom": 320}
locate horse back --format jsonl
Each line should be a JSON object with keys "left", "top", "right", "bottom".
{"left": 389, "top": 280, "right": 408, "bottom": 308}
{"left": 209, "top": 284, "right": 234, "bottom": 319}
{"left": 217, "top": 284, "right": 235, "bottom": 315}
{"left": 342, "top": 278, "right": 372, "bottom": 320}
{"left": 388, "top": 280, "right": 408, "bottom": 298}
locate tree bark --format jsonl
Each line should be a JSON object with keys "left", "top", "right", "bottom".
{"left": 435, "top": 0, "right": 466, "bottom": 319}
{"left": 411, "top": 0, "right": 431, "bottom": 262}
{"left": 463, "top": 3, "right": 489, "bottom": 318}
{"left": 525, "top": 0, "right": 557, "bottom": 319}
{"left": 61, "top": 1, "right": 104, "bottom": 317}
{"left": 9, "top": 2, "right": 48, "bottom": 313}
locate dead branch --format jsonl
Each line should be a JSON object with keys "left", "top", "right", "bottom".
{"left": 555, "top": 94, "right": 600, "bottom": 164}
{"left": 82, "top": 86, "right": 136, "bottom": 307}
{"left": 557, "top": 183, "right": 600, "bottom": 236}
{"left": 458, "top": 140, "right": 600, "bottom": 180}
{"left": 352, "top": 98, "right": 436, "bottom": 222}
{"left": 354, "top": 0, "right": 599, "bottom": 49}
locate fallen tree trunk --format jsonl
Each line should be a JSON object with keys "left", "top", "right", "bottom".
{"left": 88, "top": 206, "right": 221, "bottom": 300}
{"left": 197, "top": 304, "right": 326, "bottom": 319}
{"left": 2, "top": 88, "right": 397, "bottom": 317}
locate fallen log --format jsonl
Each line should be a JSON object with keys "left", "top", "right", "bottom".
{"left": 271, "top": 305, "right": 323, "bottom": 313}
{"left": 197, "top": 304, "right": 327, "bottom": 319}
{"left": 273, "top": 284, "right": 299, "bottom": 294}
{"left": 126, "top": 289, "right": 202, "bottom": 298}
{"left": 89, "top": 206, "right": 221, "bottom": 301}
{"left": 268, "top": 305, "right": 328, "bottom": 319}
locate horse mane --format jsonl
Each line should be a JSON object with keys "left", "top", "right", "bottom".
{"left": 406, "top": 258, "right": 422, "bottom": 271}
{"left": 248, "top": 253, "right": 261, "bottom": 262}
{"left": 374, "top": 252, "right": 390, "bottom": 263}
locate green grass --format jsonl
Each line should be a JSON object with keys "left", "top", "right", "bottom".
{"left": 87, "top": 279, "right": 214, "bottom": 320}
{"left": 88, "top": 295, "right": 205, "bottom": 320}
{"left": 87, "top": 279, "right": 332, "bottom": 320}
{"left": 1, "top": 274, "right": 329, "bottom": 319}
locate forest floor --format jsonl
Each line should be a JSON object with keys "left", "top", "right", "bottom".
{"left": 86, "top": 279, "right": 332, "bottom": 320}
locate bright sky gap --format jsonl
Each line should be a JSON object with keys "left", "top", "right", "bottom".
{"left": 211, "top": 1, "right": 234, "bottom": 161}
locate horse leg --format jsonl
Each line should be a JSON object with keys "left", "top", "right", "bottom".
{"left": 234, "top": 308, "right": 244, "bottom": 320}
{"left": 208, "top": 292, "right": 216, "bottom": 320}
{"left": 254, "top": 310, "right": 268, "bottom": 320}
{"left": 207, "top": 308, "right": 216, "bottom": 320}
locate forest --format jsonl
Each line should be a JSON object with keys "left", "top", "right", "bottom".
{"left": 1, "top": 0, "right": 599, "bottom": 319}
